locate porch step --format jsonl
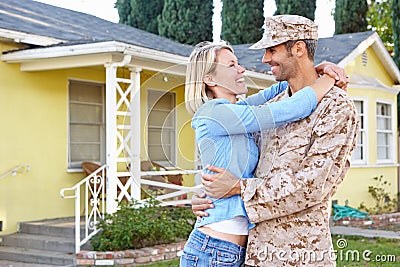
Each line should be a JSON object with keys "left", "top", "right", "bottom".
{"left": 1, "top": 233, "right": 75, "bottom": 253}
{"left": 0, "top": 217, "right": 90, "bottom": 266}
{"left": 18, "top": 218, "right": 81, "bottom": 239}
{"left": 0, "top": 246, "right": 74, "bottom": 265}
{"left": 0, "top": 259, "right": 64, "bottom": 267}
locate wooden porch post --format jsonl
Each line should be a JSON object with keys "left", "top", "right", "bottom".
{"left": 130, "top": 67, "right": 142, "bottom": 200}
{"left": 105, "top": 64, "right": 118, "bottom": 214}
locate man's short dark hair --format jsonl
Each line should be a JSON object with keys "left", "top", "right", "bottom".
{"left": 284, "top": 39, "right": 318, "bottom": 61}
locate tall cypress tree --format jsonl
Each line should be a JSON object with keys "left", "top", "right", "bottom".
{"left": 115, "top": 0, "right": 132, "bottom": 25}
{"left": 334, "top": 0, "right": 368, "bottom": 34}
{"left": 274, "top": 0, "right": 316, "bottom": 21}
{"left": 115, "top": 0, "right": 164, "bottom": 34}
{"left": 221, "top": 0, "right": 264, "bottom": 45}
{"left": 392, "top": 0, "right": 400, "bottom": 68}
{"left": 158, "top": 0, "right": 213, "bottom": 45}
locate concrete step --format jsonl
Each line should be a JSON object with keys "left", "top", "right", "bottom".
{"left": 18, "top": 218, "right": 83, "bottom": 239}
{"left": 2, "top": 233, "right": 74, "bottom": 253}
{"left": 0, "top": 259, "right": 68, "bottom": 267}
{"left": 0, "top": 246, "right": 74, "bottom": 266}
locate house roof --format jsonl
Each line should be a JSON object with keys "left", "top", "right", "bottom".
{"left": 0, "top": 0, "right": 399, "bottom": 84}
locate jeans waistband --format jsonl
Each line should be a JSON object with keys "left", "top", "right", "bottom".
{"left": 189, "top": 228, "right": 247, "bottom": 255}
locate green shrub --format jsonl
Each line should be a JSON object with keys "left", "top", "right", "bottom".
{"left": 91, "top": 198, "right": 195, "bottom": 251}
{"left": 358, "top": 175, "right": 399, "bottom": 215}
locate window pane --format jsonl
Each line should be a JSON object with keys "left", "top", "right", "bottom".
{"left": 376, "top": 102, "right": 393, "bottom": 161}
{"left": 71, "top": 144, "right": 100, "bottom": 162}
{"left": 70, "top": 103, "right": 102, "bottom": 123}
{"left": 69, "top": 80, "right": 105, "bottom": 168}
{"left": 352, "top": 100, "right": 365, "bottom": 161}
{"left": 148, "top": 110, "right": 174, "bottom": 127}
{"left": 70, "top": 125, "right": 101, "bottom": 142}
{"left": 147, "top": 90, "right": 175, "bottom": 163}
{"left": 148, "top": 145, "right": 170, "bottom": 162}
{"left": 70, "top": 82, "right": 103, "bottom": 103}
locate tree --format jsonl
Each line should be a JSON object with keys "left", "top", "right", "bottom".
{"left": 392, "top": 0, "right": 400, "bottom": 68}
{"left": 115, "top": 0, "right": 132, "bottom": 25}
{"left": 334, "top": 0, "right": 368, "bottom": 34}
{"left": 367, "top": 0, "right": 393, "bottom": 54}
{"left": 115, "top": 0, "right": 164, "bottom": 34}
{"left": 158, "top": 0, "right": 213, "bottom": 45}
{"left": 392, "top": 0, "right": 400, "bottom": 128}
{"left": 274, "top": 0, "right": 316, "bottom": 21}
{"left": 220, "top": 0, "right": 264, "bottom": 45}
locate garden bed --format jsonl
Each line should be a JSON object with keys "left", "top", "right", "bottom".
{"left": 76, "top": 240, "right": 186, "bottom": 266}
{"left": 332, "top": 212, "right": 400, "bottom": 231}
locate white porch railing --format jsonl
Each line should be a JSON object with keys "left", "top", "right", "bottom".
{"left": 60, "top": 165, "right": 202, "bottom": 253}
{"left": 60, "top": 165, "right": 106, "bottom": 254}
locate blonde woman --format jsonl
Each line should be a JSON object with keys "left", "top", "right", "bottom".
{"left": 181, "top": 41, "right": 347, "bottom": 267}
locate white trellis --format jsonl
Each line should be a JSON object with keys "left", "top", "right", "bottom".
{"left": 105, "top": 56, "right": 142, "bottom": 213}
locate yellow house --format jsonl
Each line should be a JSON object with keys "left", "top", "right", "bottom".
{"left": 0, "top": 0, "right": 399, "bottom": 251}
{"left": 0, "top": 0, "right": 275, "bottom": 241}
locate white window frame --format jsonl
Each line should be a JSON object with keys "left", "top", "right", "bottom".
{"left": 351, "top": 97, "right": 368, "bottom": 165}
{"left": 146, "top": 89, "right": 177, "bottom": 167}
{"left": 67, "top": 79, "right": 105, "bottom": 171}
{"left": 376, "top": 99, "right": 395, "bottom": 164}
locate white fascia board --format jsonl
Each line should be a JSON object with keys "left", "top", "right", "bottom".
{"left": 1, "top": 41, "right": 126, "bottom": 62}
{"left": 349, "top": 74, "right": 400, "bottom": 94}
{"left": 1, "top": 41, "right": 187, "bottom": 64}
{"left": 1, "top": 41, "right": 190, "bottom": 74}
{"left": 339, "top": 32, "right": 400, "bottom": 83}
{"left": 20, "top": 53, "right": 115, "bottom": 71}
{"left": 0, "top": 28, "right": 62, "bottom": 46}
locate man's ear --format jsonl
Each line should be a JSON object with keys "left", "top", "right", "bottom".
{"left": 293, "top": 41, "right": 306, "bottom": 57}
{"left": 204, "top": 74, "right": 217, "bottom": 87}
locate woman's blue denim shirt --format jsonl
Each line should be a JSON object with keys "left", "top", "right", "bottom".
{"left": 192, "top": 81, "right": 318, "bottom": 230}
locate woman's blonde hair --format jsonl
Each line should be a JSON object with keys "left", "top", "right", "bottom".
{"left": 185, "top": 41, "right": 233, "bottom": 114}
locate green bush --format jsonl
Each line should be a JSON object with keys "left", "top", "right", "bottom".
{"left": 91, "top": 198, "right": 195, "bottom": 251}
{"left": 358, "top": 175, "right": 399, "bottom": 215}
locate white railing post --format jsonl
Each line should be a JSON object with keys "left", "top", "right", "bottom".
{"left": 74, "top": 186, "right": 81, "bottom": 254}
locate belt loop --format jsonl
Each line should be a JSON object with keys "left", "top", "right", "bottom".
{"left": 201, "top": 234, "right": 210, "bottom": 251}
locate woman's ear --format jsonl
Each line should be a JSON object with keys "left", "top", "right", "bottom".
{"left": 204, "top": 74, "right": 217, "bottom": 87}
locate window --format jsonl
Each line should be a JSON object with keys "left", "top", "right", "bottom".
{"left": 68, "top": 80, "right": 105, "bottom": 169}
{"left": 376, "top": 102, "right": 393, "bottom": 162}
{"left": 147, "top": 90, "right": 176, "bottom": 166}
{"left": 352, "top": 100, "right": 366, "bottom": 163}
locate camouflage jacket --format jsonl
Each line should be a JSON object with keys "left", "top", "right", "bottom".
{"left": 240, "top": 87, "right": 359, "bottom": 266}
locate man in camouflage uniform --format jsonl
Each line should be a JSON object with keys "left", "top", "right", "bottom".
{"left": 197, "top": 15, "right": 359, "bottom": 266}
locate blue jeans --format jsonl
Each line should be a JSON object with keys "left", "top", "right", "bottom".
{"left": 180, "top": 228, "right": 246, "bottom": 267}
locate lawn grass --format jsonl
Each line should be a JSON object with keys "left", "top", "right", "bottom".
{"left": 332, "top": 235, "right": 400, "bottom": 266}
{"left": 137, "top": 235, "right": 400, "bottom": 267}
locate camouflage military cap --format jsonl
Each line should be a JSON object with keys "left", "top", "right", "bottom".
{"left": 249, "top": 15, "right": 318, "bottom": 50}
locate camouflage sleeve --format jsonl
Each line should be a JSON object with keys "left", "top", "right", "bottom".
{"left": 240, "top": 98, "right": 359, "bottom": 224}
